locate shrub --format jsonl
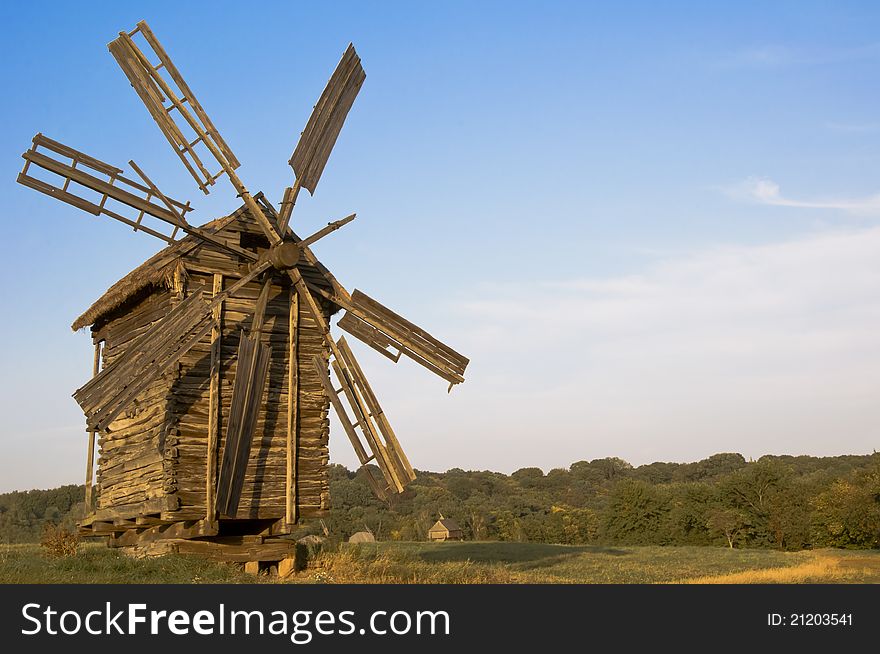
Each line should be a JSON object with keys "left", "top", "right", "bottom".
{"left": 40, "top": 523, "right": 80, "bottom": 558}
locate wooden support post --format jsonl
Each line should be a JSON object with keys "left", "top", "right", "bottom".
{"left": 286, "top": 290, "right": 299, "bottom": 526}
{"left": 206, "top": 274, "right": 223, "bottom": 523}
{"left": 244, "top": 560, "right": 260, "bottom": 576}
{"left": 84, "top": 341, "right": 102, "bottom": 511}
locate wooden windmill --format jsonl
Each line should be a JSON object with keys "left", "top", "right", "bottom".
{"left": 16, "top": 21, "right": 468, "bottom": 559}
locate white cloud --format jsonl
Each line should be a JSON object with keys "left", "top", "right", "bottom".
{"left": 723, "top": 176, "right": 880, "bottom": 215}
{"left": 335, "top": 226, "right": 880, "bottom": 474}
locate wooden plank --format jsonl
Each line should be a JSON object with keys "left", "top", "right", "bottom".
{"left": 17, "top": 172, "right": 102, "bottom": 215}
{"left": 75, "top": 263, "right": 270, "bottom": 430}
{"left": 352, "top": 289, "right": 468, "bottom": 370}
{"left": 289, "top": 44, "right": 365, "bottom": 194}
{"left": 286, "top": 290, "right": 298, "bottom": 525}
{"left": 23, "top": 150, "right": 183, "bottom": 227}
{"left": 250, "top": 276, "right": 273, "bottom": 334}
{"left": 75, "top": 291, "right": 215, "bottom": 431}
{"left": 112, "top": 24, "right": 281, "bottom": 246}
{"left": 108, "top": 38, "right": 210, "bottom": 194}
{"left": 205, "top": 273, "right": 222, "bottom": 522}
{"left": 317, "top": 288, "right": 468, "bottom": 385}
{"left": 108, "top": 519, "right": 218, "bottom": 547}
{"left": 80, "top": 494, "right": 177, "bottom": 525}
{"left": 32, "top": 133, "right": 123, "bottom": 176}
{"left": 297, "top": 213, "right": 356, "bottom": 248}
{"left": 215, "top": 334, "right": 272, "bottom": 517}
{"left": 111, "top": 34, "right": 215, "bottom": 191}
{"left": 76, "top": 292, "right": 208, "bottom": 410}
{"left": 29, "top": 133, "right": 191, "bottom": 213}
{"left": 175, "top": 537, "right": 295, "bottom": 562}
{"left": 21, "top": 144, "right": 257, "bottom": 260}
{"left": 361, "top": 465, "right": 388, "bottom": 501}
{"left": 276, "top": 182, "right": 301, "bottom": 233}
{"left": 337, "top": 311, "right": 401, "bottom": 362}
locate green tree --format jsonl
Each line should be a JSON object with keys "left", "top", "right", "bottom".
{"left": 706, "top": 508, "right": 749, "bottom": 548}
{"left": 600, "top": 480, "right": 668, "bottom": 544}
{"left": 812, "top": 467, "right": 880, "bottom": 548}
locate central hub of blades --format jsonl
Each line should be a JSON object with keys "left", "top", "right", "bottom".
{"left": 267, "top": 240, "right": 300, "bottom": 270}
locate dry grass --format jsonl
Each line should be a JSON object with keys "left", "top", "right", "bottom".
{"left": 677, "top": 550, "right": 880, "bottom": 584}
{"left": 301, "top": 546, "right": 517, "bottom": 584}
{"left": 2, "top": 541, "right": 877, "bottom": 584}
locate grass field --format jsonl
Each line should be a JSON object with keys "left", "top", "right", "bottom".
{"left": 1, "top": 541, "right": 878, "bottom": 584}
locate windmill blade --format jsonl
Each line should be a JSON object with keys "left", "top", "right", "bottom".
{"left": 108, "top": 21, "right": 238, "bottom": 194}
{"left": 336, "top": 335, "right": 415, "bottom": 485}
{"left": 18, "top": 134, "right": 192, "bottom": 244}
{"left": 215, "top": 331, "right": 272, "bottom": 518}
{"left": 279, "top": 44, "right": 365, "bottom": 230}
{"left": 312, "top": 336, "right": 416, "bottom": 498}
{"left": 17, "top": 134, "right": 259, "bottom": 262}
{"left": 331, "top": 290, "right": 469, "bottom": 387}
{"left": 74, "top": 262, "right": 272, "bottom": 431}
{"left": 109, "top": 22, "right": 281, "bottom": 244}
{"left": 284, "top": 266, "right": 409, "bottom": 497}
{"left": 290, "top": 43, "right": 365, "bottom": 194}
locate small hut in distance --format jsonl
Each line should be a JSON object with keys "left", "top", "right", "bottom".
{"left": 427, "top": 516, "right": 463, "bottom": 542}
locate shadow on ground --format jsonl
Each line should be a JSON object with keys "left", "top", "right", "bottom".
{"left": 409, "top": 542, "right": 628, "bottom": 565}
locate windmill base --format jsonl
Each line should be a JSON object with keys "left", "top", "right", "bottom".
{"left": 79, "top": 509, "right": 314, "bottom": 573}
{"left": 117, "top": 535, "right": 308, "bottom": 575}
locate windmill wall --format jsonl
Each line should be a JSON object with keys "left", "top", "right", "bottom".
{"left": 92, "top": 289, "right": 174, "bottom": 512}
{"left": 172, "top": 270, "right": 333, "bottom": 520}
{"left": 84, "top": 204, "right": 334, "bottom": 535}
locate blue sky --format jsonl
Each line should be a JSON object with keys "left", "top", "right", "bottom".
{"left": 1, "top": 1, "right": 879, "bottom": 491}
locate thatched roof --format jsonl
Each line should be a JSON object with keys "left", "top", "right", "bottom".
{"left": 71, "top": 210, "right": 239, "bottom": 331}
{"left": 429, "top": 518, "right": 462, "bottom": 533}
{"left": 71, "top": 199, "right": 335, "bottom": 331}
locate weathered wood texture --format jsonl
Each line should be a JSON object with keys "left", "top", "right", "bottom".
{"left": 338, "top": 289, "right": 469, "bottom": 386}
{"left": 77, "top": 290, "right": 215, "bottom": 431}
{"left": 215, "top": 331, "right": 273, "bottom": 517}
{"left": 89, "top": 206, "right": 332, "bottom": 521}
{"left": 289, "top": 43, "right": 365, "bottom": 195}
{"left": 93, "top": 291, "right": 176, "bottom": 510}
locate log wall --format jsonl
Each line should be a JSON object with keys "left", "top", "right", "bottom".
{"left": 89, "top": 211, "right": 333, "bottom": 522}
{"left": 93, "top": 290, "right": 174, "bottom": 510}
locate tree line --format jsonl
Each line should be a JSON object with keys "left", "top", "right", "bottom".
{"left": 326, "top": 452, "right": 880, "bottom": 550}
{"left": 1, "top": 452, "right": 877, "bottom": 549}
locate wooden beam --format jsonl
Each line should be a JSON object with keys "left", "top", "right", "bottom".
{"left": 312, "top": 355, "right": 369, "bottom": 464}
{"left": 112, "top": 25, "right": 282, "bottom": 244}
{"left": 84, "top": 340, "right": 102, "bottom": 511}
{"left": 297, "top": 213, "right": 356, "bottom": 248}
{"left": 286, "top": 290, "right": 299, "bottom": 526}
{"left": 251, "top": 276, "right": 273, "bottom": 334}
{"left": 276, "top": 182, "right": 301, "bottom": 233}
{"left": 136, "top": 20, "right": 241, "bottom": 170}
{"left": 205, "top": 273, "right": 223, "bottom": 523}
{"left": 331, "top": 358, "right": 404, "bottom": 493}
{"left": 337, "top": 336, "right": 415, "bottom": 483}
{"left": 215, "top": 334, "right": 272, "bottom": 517}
